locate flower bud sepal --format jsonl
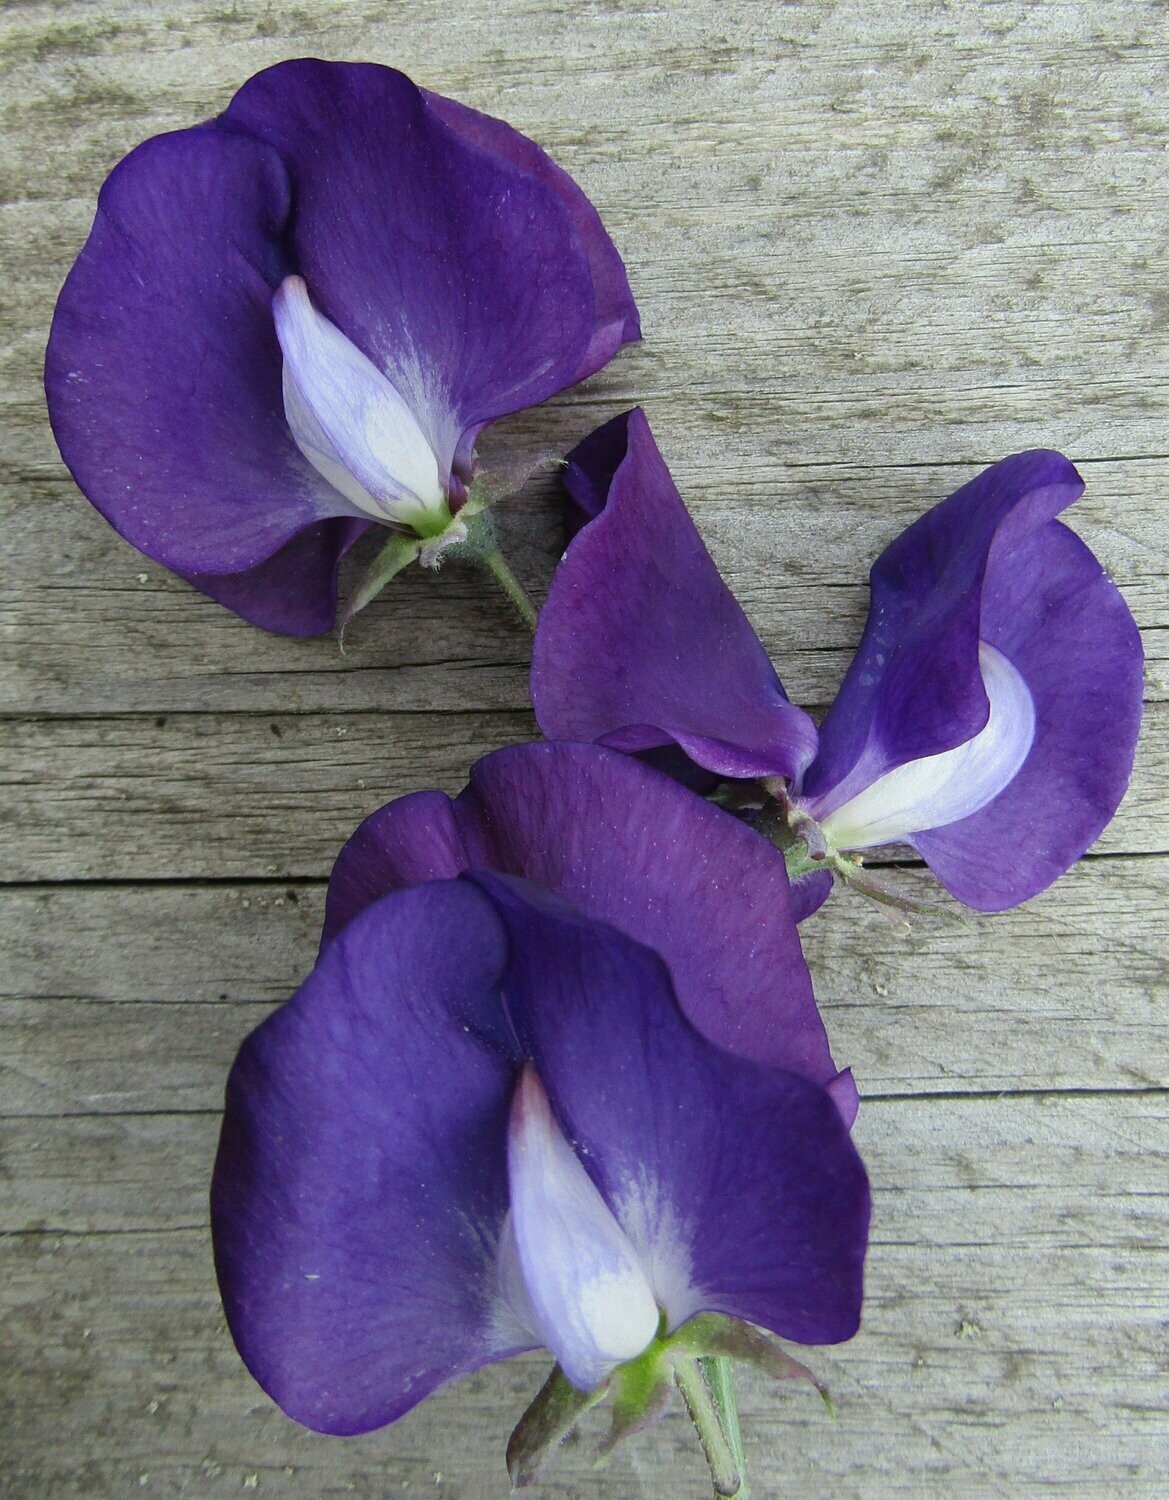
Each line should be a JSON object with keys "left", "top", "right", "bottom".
{"left": 339, "top": 457, "right": 553, "bottom": 639}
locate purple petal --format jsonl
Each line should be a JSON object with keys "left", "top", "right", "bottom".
{"left": 532, "top": 410, "right": 818, "bottom": 781}
{"left": 211, "top": 881, "right": 531, "bottom": 1436}
{"left": 456, "top": 743, "right": 841, "bottom": 1085}
{"left": 322, "top": 790, "right": 470, "bottom": 952}
{"left": 223, "top": 61, "right": 615, "bottom": 482}
{"left": 800, "top": 451, "right": 1142, "bottom": 908}
{"left": 479, "top": 874, "right": 870, "bottom": 1346}
{"left": 46, "top": 125, "right": 348, "bottom": 580}
{"left": 182, "top": 515, "right": 368, "bottom": 635}
{"left": 321, "top": 743, "right": 849, "bottom": 1091}
{"left": 791, "top": 867, "right": 835, "bottom": 927}
{"left": 800, "top": 451, "right": 1086, "bottom": 804}
{"left": 420, "top": 91, "right": 641, "bottom": 387}
{"left": 559, "top": 406, "right": 632, "bottom": 540}
{"left": 912, "top": 518, "right": 1143, "bottom": 908}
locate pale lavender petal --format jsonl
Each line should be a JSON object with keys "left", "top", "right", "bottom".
{"left": 819, "top": 642, "right": 1036, "bottom": 851}
{"left": 506, "top": 1065, "right": 659, "bottom": 1390}
{"left": 211, "top": 881, "right": 530, "bottom": 1436}
{"left": 532, "top": 410, "right": 819, "bottom": 781}
{"left": 273, "top": 275, "right": 446, "bottom": 525}
{"left": 480, "top": 875, "right": 870, "bottom": 1346}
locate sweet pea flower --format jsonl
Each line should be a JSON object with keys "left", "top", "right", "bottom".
{"left": 46, "top": 60, "right": 639, "bottom": 634}
{"left": 211, "top": 873, "right": 869, "bottom": 1476}
{"left": 320, "top": 739, "right": 855, "bottom": 1121}
{"left": 532, "top": 411, "right": 1143, "bottom": 911}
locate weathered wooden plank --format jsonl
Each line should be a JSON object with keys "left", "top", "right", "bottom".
{"left": 2, "top": 856, "right": 1167, "bottom": 1114}
{"left": 3, "top": 0, "right": 1168, "bottom": 1494}
{"left": 1, "top": 454, "right": 1163, "bottom": 715}
{"left": 2, "top": 1095, "right": 1165, "bottom": 1495}
{"left": 0, "top": 709, "right": 537, "bottom": 881}
{"left": 1, "top": 700, "right": 1162, "bottom": 881}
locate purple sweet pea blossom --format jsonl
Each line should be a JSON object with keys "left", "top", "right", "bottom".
{"left": 320, "top": 739, "right": 855, "bottom": 1119}
{"left": 211, "top": 876, "right": 869, "bottom": 1435}
{"left": 46, "top": 60, "right": 639, "bottom": 634}
{"left": 533, "top": 411, "right": 1143, "bottom": 912}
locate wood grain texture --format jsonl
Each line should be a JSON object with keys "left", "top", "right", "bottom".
{"left": 1, "top": 702, "right": 1163, "bottom": 881}
{"left": 2, "top": 456, "right": 1165, "bottom": 715}
{"left": 3, "top": 0, "right": 1168, "bottom": 1494}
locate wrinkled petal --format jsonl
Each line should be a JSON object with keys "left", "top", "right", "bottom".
{"left": 800, "top": 451, "right": 1085, "bottom": 803}
{"left": 506, "top": 1065, "right": 660, "bottom": 1390}
{"left": 421, "top": 91, "right": 641, "bottom": 389}
{"left": 223, "top": 61, "right": 613, "bottom": 482}
{"left": 211, "top": 881, "right": 530, "bottom": 1436}
{"left": 912, "top": 519, "right": 1143, "bottom": 908}
{"left": 480, "top": 874, "right": 870, "bottom": 1346}
{"left": 322, "top": 742, "right": 845, "bottom": 1089}
{"left": 532, "top": 410, "right": 819, "bottom": 781}
{"left": 46, "top": 126, "right": 348, "bottom": 578}
{"left": 799, "top": 451, "right": 1143, "bottom": 908}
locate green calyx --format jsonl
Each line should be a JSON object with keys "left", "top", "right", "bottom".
{"left": 506, "top": 1314, "right": 831, "bottom": 1494}
{"left": 336, "top": 463, "right": 542, "bottom": 642}
{"left": 751, "top": 783, "right": 969, "bottom": 927}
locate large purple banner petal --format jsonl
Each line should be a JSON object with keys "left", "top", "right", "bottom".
{"left": 223, "top": 62, "right": 599, "bottom": 480}
{"left": 321, "top": 743, "right": 844, "bottom": 1088}
{"left": 211, "top": 881, "right": 529, "bottom": 1436}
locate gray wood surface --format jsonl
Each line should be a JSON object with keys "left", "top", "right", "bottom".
{"left": 2, "top": 1, "right": 1166, "bottom": 1495}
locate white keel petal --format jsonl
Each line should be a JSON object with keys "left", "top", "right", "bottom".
{"left": 820, "top": 642, "right": 1037, "bottom": 850}
{"left": 506, "top": 1066, "right": 659, "bottom": 1391}
{"left": 274, "top": 276, "right": 446, "bottom": 526}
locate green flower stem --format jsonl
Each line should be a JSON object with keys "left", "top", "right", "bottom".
{"left": 674, "top": 1357, "right": 743, "bottom": 1498}
{"left": 478, "top": 547, "right": 538, "bottom": 631}
{"left": 783, "top": 844, "right": 827, "bottom": 881}
{"left": 701, "top": 1356, "right": 750, "bottom": 1499}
